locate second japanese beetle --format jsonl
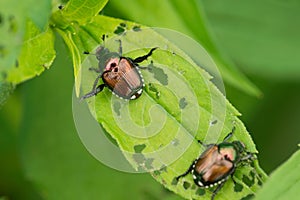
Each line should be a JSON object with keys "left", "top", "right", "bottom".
{"left": 176, "top": 127, "right": 255, "bottom": 200}
{"left": 81, "top": 37, "right": 157, "bottom": 100}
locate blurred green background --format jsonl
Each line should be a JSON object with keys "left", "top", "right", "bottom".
{"left": 1, "top": 0, "right": 300, "bottom": 199}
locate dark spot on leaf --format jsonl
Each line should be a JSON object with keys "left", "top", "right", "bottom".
{"left": 120, "top": 22, "right": 126, "bottom": 27}
{"left": 114, "top": 26, "right": 125, "bottom": 35}
{"left": 171, "top": 138, "right": 179, "bottom": 146}
{"left": 179, "top": 97, "right": 188, "bottom": 109}
{"left": 15, "top": 60, "right": 19, "bottom": 67}
{"left": 242, "top": 175, "right": 254, "bottom": 187}
{"left": 113, "top": 101, "right": 121, "bottom": 116}
{"left": 147, "top": 61, "right": 168, "bottom": 85}
{"left": 195, "top": 188, "right": 205, "bottom": 196}
{"left": 145, "top": 158, "right": 154, "bottom": 169}
{"left": 240, "top": 193, "right": 255, "bottom": 200}
{"left": 234, "top": 182, "right": 243, "bottom": 192}
{"left": 134, "top": 144, "right": 146, "bottom": 153}
{"left": 132, "top": 153, "right": 145, "bottom": 164}
{"left": 183, "top": 181, "right": 191, "bottom": 190}
{"left": 171, "top": 177, "right": 178, "bottom": 185}
{"left": 132, "top": 26, "right": 141, "bottom": 32}
{"left": 210, "top": 119, "right": 218, "bottom": 125}
{"left": 58, "top": 5, "right": 64, "bottom": 9}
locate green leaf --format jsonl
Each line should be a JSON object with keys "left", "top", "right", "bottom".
{"left": 105, "top": 0, "right": 261, "bottom": 96}
{"left": 255, "top": 149, "right": 300, "bottom": 200}
{"left": 50, "top": 0, "right": 109, "bottom": 95}
{"left": 68, "top": 15, "right": 267, "bottom": 199}
{"left": 4, "top": 20, "right": 56, "bottom": 84}
{"left": 56, "top": 0, "right": 109, "bottom": 26}
{"left": 0, "top": 0, "right": 27, "bottom": 76}
{"left": 0, "top": 0, "right": 51, "bottom": 78}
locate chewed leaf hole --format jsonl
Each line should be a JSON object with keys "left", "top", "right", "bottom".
{"left": 183, "top": 181, "right": 191, "bottom": 190}
{"left": 195, "top": 188, "right": 205, "bottom": 196}
{"left": 234, "top": 182, "right": 244, "bottom": 192}
{"left": 134, "top": 144, "right": 146, "bottom": 153}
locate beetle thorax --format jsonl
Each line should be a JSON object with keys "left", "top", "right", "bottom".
{"left": 105, "top": 57, "right": 120, "bottom": 71}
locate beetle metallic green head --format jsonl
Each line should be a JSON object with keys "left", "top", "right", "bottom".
{"left": 232, "top": 140, "right": 246, "bottom": 154}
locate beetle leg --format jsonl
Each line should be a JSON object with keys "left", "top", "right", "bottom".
{"left": 91, "top": 73, "right": 104, "bottom": 91}
{"left": 133, "top": 47, "right": 158, "bottom": 63}
{"left": 80, "top": 84, "right": 106, "bottom": 100}
{"left": 223, "top": 127, "right": 236, "bottom": 142}
{"left": 176, "top": 159, "right": 196, "bottom": 181}
{"left": 211, "top": 181, "right": 225, "bottom": 200}
{"left": 81, "top": 73, "right": 105, "bottom": 100}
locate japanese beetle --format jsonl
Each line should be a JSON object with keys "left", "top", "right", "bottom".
{"left": 81, "top": 37, "right": 157, "bottom": 100}
{"left": 176, "top": 127, "right": 254, "bottom": 200}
